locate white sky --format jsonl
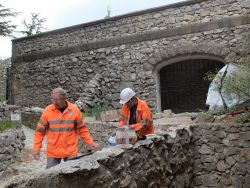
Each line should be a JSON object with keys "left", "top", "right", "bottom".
{"left": 0, "top": 0, "right": 183, "bottom": 59}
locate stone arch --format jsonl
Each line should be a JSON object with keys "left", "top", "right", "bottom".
{"left": 152, "top": 42, "right": 228, "bottom": 112}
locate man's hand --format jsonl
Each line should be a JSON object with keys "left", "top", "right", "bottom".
{"left": 33, "top": 150, "right": 40, "bottom": 160}
{"left": 86, "top": 142, "right": 100, "bottom": 152}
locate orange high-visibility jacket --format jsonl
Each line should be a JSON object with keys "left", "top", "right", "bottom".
{"left": 119, "top": 97, "right": 154, "bottom": 136}
{"left": 33, "top": 101, "right": 93, "bottom": 158}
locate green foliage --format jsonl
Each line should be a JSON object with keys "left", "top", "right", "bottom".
{"left": 0, "top": 95, "right": 4, "bottom": 102}
{"left": 19, "top": 13, "right": 46, "bottom": 36}
{"left": 0, "top": 4, "right": 17, "bottom": 37}
{"left": 83, "top": 105, "right": 111, "bottom": 119}
{"left": 221, "top": 67, "right": 250, "bottom": 101}
{"left": 236, "top": 111, "right": 250, "bottom": 124}
{"left": 203, "top": 69, "right": 218, "bottom": 82}
{"left": 0, "top": 121, "right": 15, "bottom": 132}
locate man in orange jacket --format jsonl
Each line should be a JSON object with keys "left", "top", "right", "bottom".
{"left": 119, "top": 88, "right": 154, "bottom": 139}
{"left": 33, "top": 87, "right": 99, "bottom": 168}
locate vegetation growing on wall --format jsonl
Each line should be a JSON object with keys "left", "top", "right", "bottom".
{"left": 19, "top": 13, "right": 47, "bottom": 36}
{"left": 83, "top": 105, "right": 111, "bottom": 119}
{"left": 0, "top": 121, "right": 15, "bottom": 132}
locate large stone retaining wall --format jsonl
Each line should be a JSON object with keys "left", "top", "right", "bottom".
{"left": 192, "top": 123, "right": 250, "bottom": 187}
{"left": 3, "top": 128, "right": 194, "bottom": 188}
{"left": 10, "top": 0, "right": 250, "bottom": 112}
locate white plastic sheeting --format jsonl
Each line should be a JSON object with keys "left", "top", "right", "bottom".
{"left": 206, "top": 63, "right": 250, "bottom": 112}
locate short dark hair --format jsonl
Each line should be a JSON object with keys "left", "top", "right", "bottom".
{"left": 52, "top": 88, "right": 67, "bottom": 99}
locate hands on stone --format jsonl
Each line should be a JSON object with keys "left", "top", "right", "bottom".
{"left": 86, "top": 142, "right": 100, "bottom": 152}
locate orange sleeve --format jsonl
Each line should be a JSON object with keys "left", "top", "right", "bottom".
{"left": 119, "top": 106, "right": 128, "bottom": 126}
{"left": 33, "top": 112, "right": 48, "bottom": 152}
{"left": 75, "top": 109, "right": 93, "bottom": 145}
{"left": 130, "top": 101, "right": 153, "bottom": 131}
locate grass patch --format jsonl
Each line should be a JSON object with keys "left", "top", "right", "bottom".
{"left": 0, "top": 121, "right": 16, "bottom": 132}
{"left": 82, "top": 105, "right": 111, "bottom": 119}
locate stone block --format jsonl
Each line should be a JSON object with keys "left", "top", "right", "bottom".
{"left": 199, "top": 144, "right": 214, "bottom": 154}
{"left": 84, "top": 116, "right": 96, "bottom": 123}
{"left": 217, "top": 160, "right": 228, "bottom": 172}
{"left": 100, "top": 110, "right": 119, "bottom": 122}
{"left": 21, "top": 112, "right": 41, "bottom": 130}
{"left": 153, "top": 113, "right": 163, "bottom": 119}
{"left": 223, "top": 147, "right": 240, "bottom": 156}
{"left": 163, "top": 110, "right": 172, "bottom": 117}
{"left": 220, "top": 174, "right": 231, "bottom": 186}
{"left": 231, "top": 175, "right": 243, "bottom": 188}
{"left": 202, "top": 174, "right": 218, "bottom": 187}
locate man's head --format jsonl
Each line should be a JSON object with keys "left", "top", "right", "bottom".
{"left": 51, "top": 88, "right": 67, "bottom": 109}
{"left": 120, "top": 88, "right": 137, "bottom": 108}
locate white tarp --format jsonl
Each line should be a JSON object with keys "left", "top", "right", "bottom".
{"left": 206, "top": 63, "right": 250, "bottom": 112}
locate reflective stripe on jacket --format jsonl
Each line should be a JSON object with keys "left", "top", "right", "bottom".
{"left": 33, "top": 101, "right": 93, "bottom": 158}
{"left": 119, "top": 97, "right": 154, "bottom": 136}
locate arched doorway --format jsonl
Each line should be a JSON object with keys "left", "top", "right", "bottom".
{"left": 159, "top": 58, "right": 224, "bottom": 113}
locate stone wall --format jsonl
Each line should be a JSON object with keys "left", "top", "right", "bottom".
{"left": 0, "top": 102, "right": 20, "bottom": 122}
{"left": 3, "top": 128, "right": 194, "bottom": 188}
{"left": 192, "top": 123, "right": 250, "bottom": 187}
{"left": 0, "top": 59, "right": 11, "bottom": 102}
{"left": 1, "top": 120, "right": 250, "bottom": 187}
{"left": 9, "top": 0, "right": 250, "bottom": 112}
{"left": 0, "top": 128, "right": 25, "bottom": 175}
{"left": 12, "top": 0, "right": 250, "bottom": 57}
{"left": 0, "top": 103, "right": 26, "bottom": 176}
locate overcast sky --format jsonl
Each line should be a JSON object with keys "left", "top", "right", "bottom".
{"left": 0, "top": 0, "right": 184, "bottom": 59}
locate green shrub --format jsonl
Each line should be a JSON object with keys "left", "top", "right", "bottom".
{"left": 0, "top": 95, "right": 4, "bottom": 102}
{"left": 82, "top": 105, "right": 111, "bottom": 119}
{"left": 236, "top": 112, "right": 250, "bottom": 124}
{"left": 0, "top": 121, "right": 16, "bottom": 132}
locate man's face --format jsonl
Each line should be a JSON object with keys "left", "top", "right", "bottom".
{"left": 51, "top": 93, "right": 66, "bottom": 109}
{"left": 125, "top": 97, "right": 137, "bottom": 109}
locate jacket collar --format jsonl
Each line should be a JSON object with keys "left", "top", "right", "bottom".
{"left": 136, "top": 97, "right": 142, "bottom": 112}
{"left": 51, "top": 100, "right": 73, "bottom": 111}
{"left": 124, "top": 97, "right": 142, "bottom": 111}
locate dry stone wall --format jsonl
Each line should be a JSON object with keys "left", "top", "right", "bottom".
{"left": 0, "top": 128, "right": 25, "bottom": 175}
{"left": 0, "top": 103, "right": 25, "bottom": 176}
{"left": 3, "top": 128, "right": 194, "bottom": 188}
{"left": 10, "top": 0, "right": 250, "bottom": 112}
{"left": 192, "top": 123, "right": 250, "bottom": 187}
{"left": 1, "top": 116, "right": 250, "bottom": 187}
